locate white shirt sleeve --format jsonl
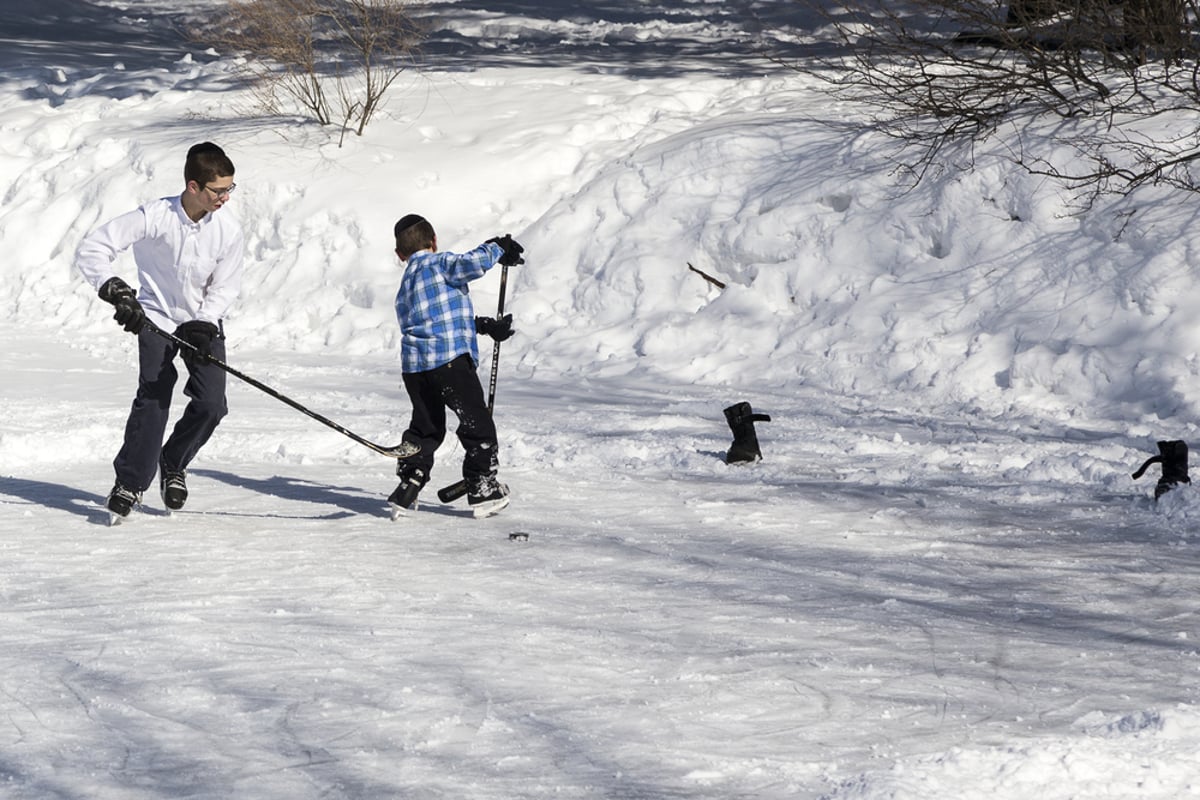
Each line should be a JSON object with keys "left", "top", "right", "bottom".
{"left": 74, "top": 207, "right": 148, "bottom": 291}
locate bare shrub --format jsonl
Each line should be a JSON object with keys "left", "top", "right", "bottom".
{"left": 195, "top": 0, "right": 424, "bottom": 140}
{"left": 792, "top": 1, "right": 1200, "bottom": 197}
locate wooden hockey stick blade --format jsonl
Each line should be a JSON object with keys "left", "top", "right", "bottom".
{"left": 377, "top": 441, "right": 422, "bottom": 459}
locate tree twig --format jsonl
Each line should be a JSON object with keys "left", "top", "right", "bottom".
{"left": 687, "top": 262, "right": 726, "bottom": 289}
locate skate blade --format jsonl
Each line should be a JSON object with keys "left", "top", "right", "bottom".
{"left": 389, "top": 500, "right": 417, "bottom": 521}
{"left": 471, "top": 495, "right": 510, "bottom": 519}
{"left": 107, "top": 511, "right": 127, "bottom": 527}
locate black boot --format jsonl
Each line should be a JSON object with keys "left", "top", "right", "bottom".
{"left": 724, "top": 402, "right": 771, "bottom": 464}
{"left": 1131, "top": 440, "right": 1191, "bottom": 499}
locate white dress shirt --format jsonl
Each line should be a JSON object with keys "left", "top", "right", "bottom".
{"left": 76, "top": 195, "right": 245, "bottom": 331}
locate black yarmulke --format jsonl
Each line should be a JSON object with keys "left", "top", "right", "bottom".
{"left": 394, "top": 214, "right": 427, "bottom": 238}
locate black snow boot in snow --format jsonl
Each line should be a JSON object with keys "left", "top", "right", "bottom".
{"left": 724, "top": 401, "right": 771, "bottom": 464}
{"left": 1131, "top": 440, "right": 1191, "bottom": 499}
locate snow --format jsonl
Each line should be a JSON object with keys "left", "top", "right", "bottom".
{"left": 2, "top": 1, "right": 1200, "bottom": 798}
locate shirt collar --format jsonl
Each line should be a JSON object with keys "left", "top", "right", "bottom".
{"left": 170, "top": 194, "right": 208, "bottom": 227}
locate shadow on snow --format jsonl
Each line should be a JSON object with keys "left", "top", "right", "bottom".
{"left": 0, "top": 0, "right": 845, "bottom": 90}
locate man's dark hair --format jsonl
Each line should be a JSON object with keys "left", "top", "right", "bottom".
{"left": 394, "top": 214, "right": 436, "bottom": 258}
{"left": 184, "top": 142, "right": 235, "bottom": 187}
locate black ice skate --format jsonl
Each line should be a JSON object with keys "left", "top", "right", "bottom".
{"left": 388, "top": 466, "right": 428, "bottom": 519}
{"left": 467, "top": 475, "right": 509, "bottom": 519}
{"left": 160, "top": 468, "right": 188, "bottom": 512}
{"left": 106, "top": 482, "right": 142, "bottom": 525}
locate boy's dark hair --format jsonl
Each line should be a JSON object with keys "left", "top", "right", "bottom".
{"left": 394, "top": 213, "right": 436, "bottom": 257}
{"left": 184, "top": 142, "right": 235, "bottom": 187}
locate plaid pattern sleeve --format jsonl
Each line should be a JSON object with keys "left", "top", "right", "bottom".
{"left": 395, "top": 242, "right": 503, "bottom": 373}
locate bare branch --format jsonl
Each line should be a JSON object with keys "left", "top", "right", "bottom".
{"left": 193, "top": 0, "right": 424, "bottom": 140}
{"left": 788, "top": 0, "right": 1200, "bottom": 196}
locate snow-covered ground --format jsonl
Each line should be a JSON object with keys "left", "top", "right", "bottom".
{"left": 2, "top": 2, "right": 1200, "bottom": 798}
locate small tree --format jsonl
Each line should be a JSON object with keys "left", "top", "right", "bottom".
{"left": 197, "top": 0, "right": 423, "bottom": 139}
{"left": 791, "top": 0, "right": 1200, "bottom": 197}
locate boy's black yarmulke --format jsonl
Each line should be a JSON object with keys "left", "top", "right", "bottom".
{"left": 394, "top": 214, "right": 427, "bottom": 238}
{"left": 187, "top": 141, "right": 225, "bottom": 159}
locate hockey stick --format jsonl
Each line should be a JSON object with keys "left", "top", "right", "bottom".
{"left": 437, "top": 262, "right": 509, "bottom": 503}
{"left": 146, "top": 322, "right": 419, "bottom": 459}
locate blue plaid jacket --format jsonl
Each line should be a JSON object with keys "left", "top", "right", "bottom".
{"left": 395, "top": 242, "right": 503, "bottom": 373}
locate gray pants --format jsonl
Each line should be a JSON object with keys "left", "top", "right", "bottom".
{"left": 113, "top": 327, "right": 227, "bottom": 492}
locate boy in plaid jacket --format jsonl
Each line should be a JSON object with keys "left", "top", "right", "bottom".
{"left": 389, "top": 213, "right": 524, "bottom": 518}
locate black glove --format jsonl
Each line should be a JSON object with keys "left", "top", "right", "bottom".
{"left": 486, "top": 234, "right": 525, "bottom": 267}
{"left": 97, "top": 276, "right": 146, "bottom": 334}
{"left": 174, "top": 320, "right": 220, "bottom": 364}
{"left": 475, "top": 314, "right": 514, "bottom": 342}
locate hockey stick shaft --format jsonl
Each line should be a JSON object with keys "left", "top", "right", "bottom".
{"left": 146, "top": 323, "right": 418, "bottom": 459}
{"left": 486, "top": 263, "right": 509, "bottom": 413}
{"left": 437, "top": 263, "right": 509, "bottom": 503}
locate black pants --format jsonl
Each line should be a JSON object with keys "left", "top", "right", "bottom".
{"left": 113, "top": 327, "right": 228, "bottom": 492}
{"left": 402, "top": 354, "right": 497, "bottom": 481}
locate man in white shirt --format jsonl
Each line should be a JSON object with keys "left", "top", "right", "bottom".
{"left": 76, "top": 142, "right": 245, "bottom": 521}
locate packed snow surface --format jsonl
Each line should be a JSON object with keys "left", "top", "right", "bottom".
{"left": 1, "top": 1, "right": 1199, "bottom": 798}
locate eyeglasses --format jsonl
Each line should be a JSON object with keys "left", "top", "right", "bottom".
{"left": 202, "top": 182, "right": 237, "bottom": 199}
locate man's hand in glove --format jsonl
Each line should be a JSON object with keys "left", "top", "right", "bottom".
{"left": 475, "top": 314, "right": 514, "bottom": 342}
{"left": 174, "top": 320, "right": 220, "bottom": 364}
{"left": 97, "top": 276, "right": 146, "bottom": 334}
{"left": 486, "top": 234, "right": 525, "bottom": 266}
